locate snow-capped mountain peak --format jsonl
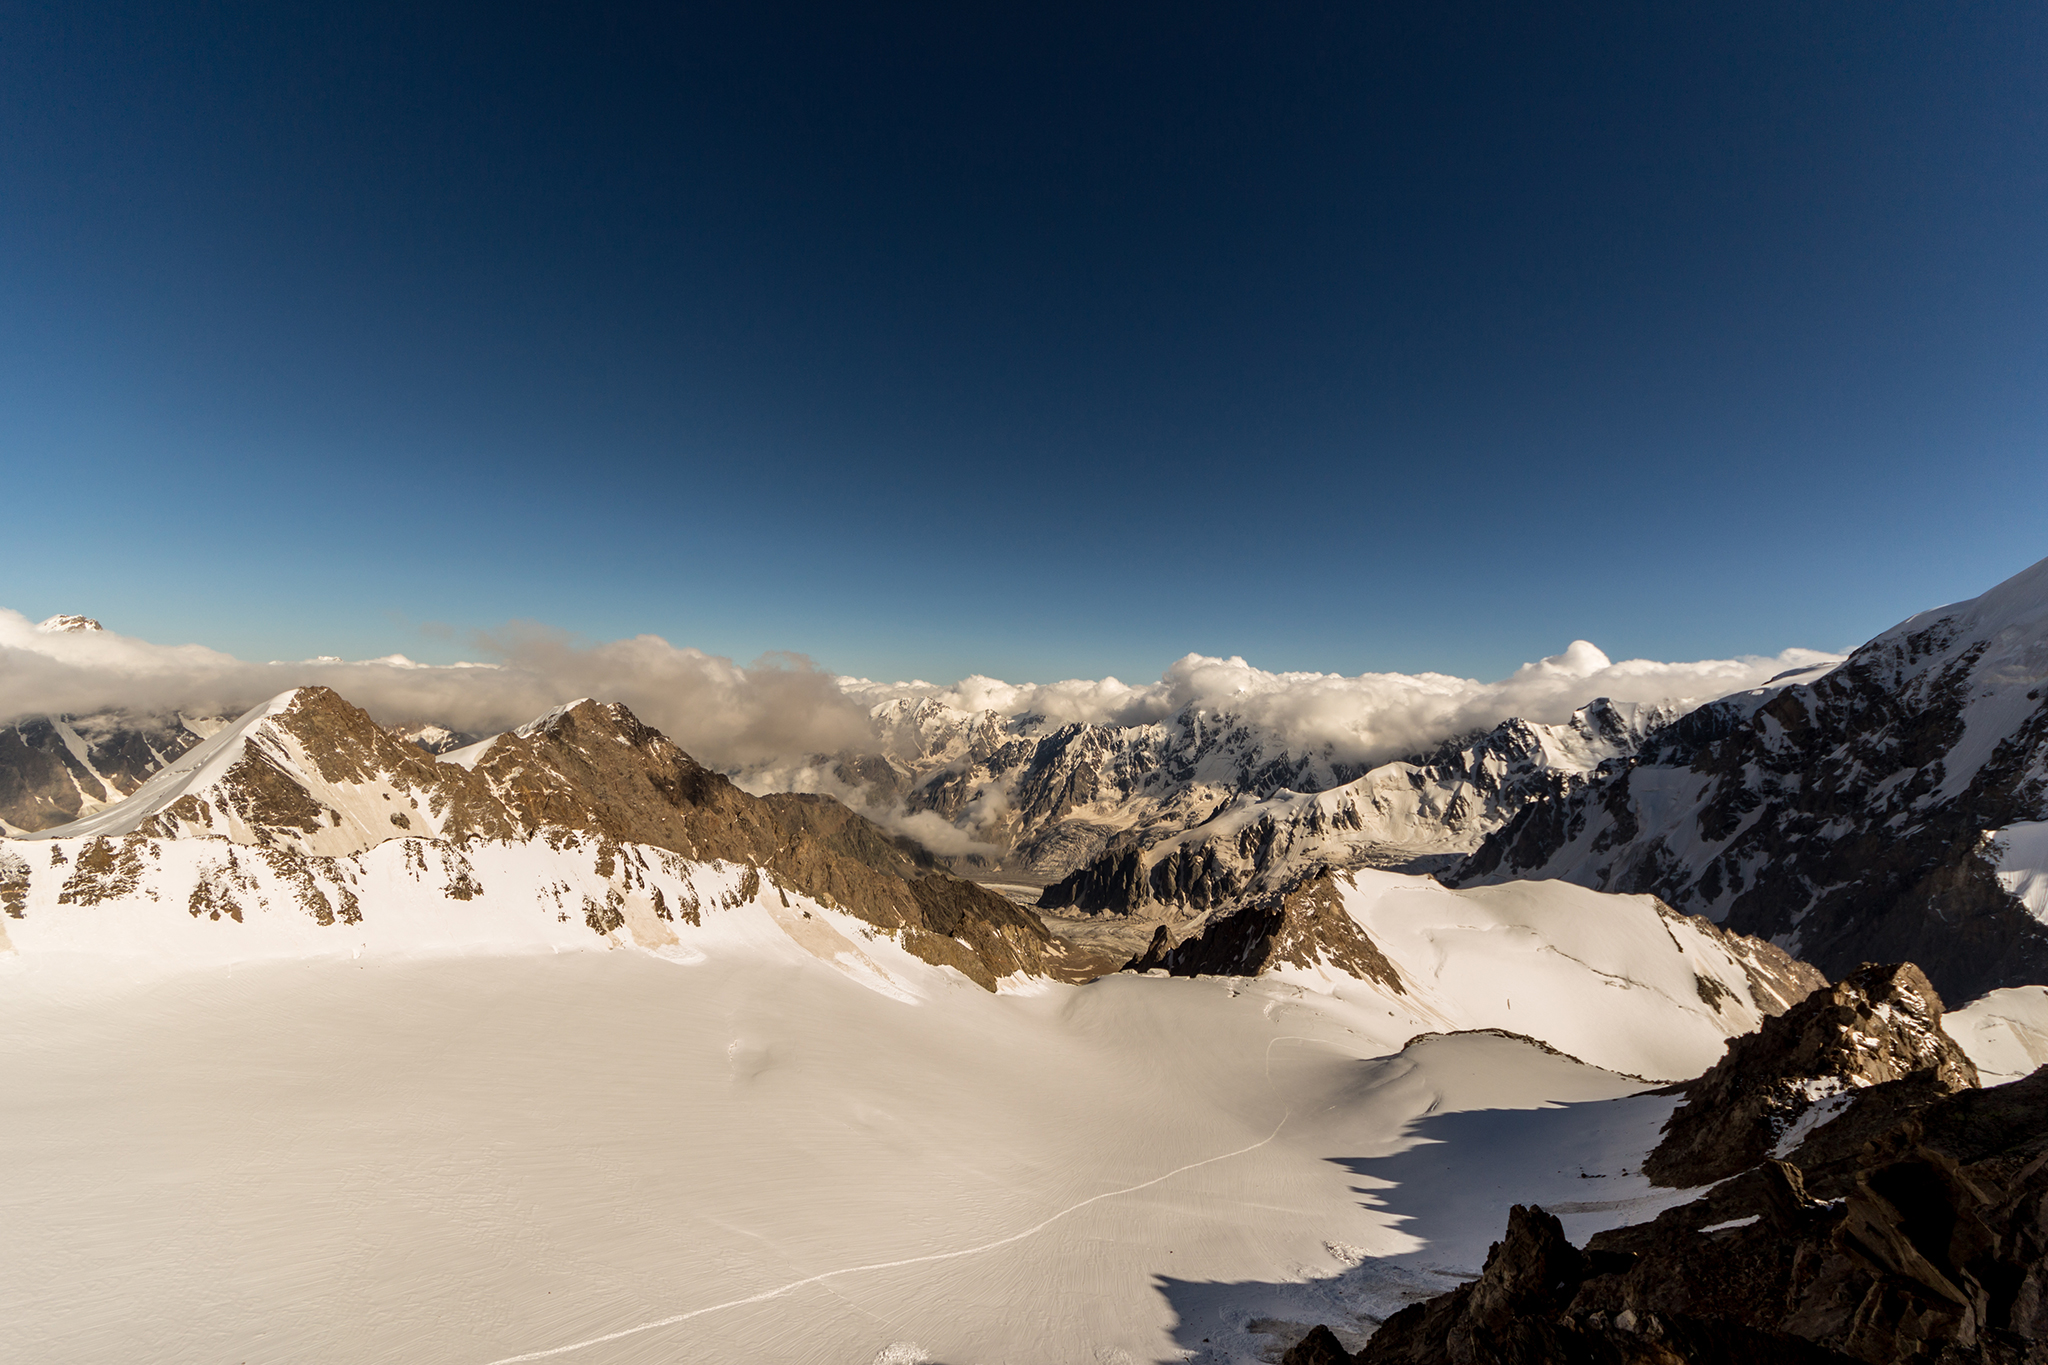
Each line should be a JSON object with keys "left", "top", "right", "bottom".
{"left": 1457, "top": 552, "right": 2048, "bottom": 1000}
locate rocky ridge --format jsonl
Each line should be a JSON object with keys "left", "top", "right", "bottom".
{"left": 1453, "top": 555, "right": 2048, "bottom": 1001}
{"left": 1645, "top": 962, "right": 1981, "bottom": 1188}
{"left": 14, "top": 687, "right": 1090, "bottom": 989}
{"left": 1285, "top": 962, "right": 2048, "bottom": 1365}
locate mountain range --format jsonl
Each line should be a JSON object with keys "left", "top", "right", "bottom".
{"left": 1, "top": 679, "right": 1827, "bottom": 1077}
{"left": 7, "top": 556, "right": 2048, "bottom": 1002}
{"left": 3, "top": 685, "right": 1077, "bottom": 990}
{"left": 7, "top": 562, "right": 2048, "bottom": 1365}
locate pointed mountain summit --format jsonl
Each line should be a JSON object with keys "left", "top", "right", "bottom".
{"left": 27, "top": 687, "right": 518, "bottom": 852}
{"left": 24, "top": 687, "right": 1079, "bottom": 989}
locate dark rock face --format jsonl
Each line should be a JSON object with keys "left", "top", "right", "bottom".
{"left": 1352, "top": 1205, "right": 1621, "bottom": 1365}
{"left": 0, "top": 713, "right": 210, "bottom": 832}
{"left": 1326, "top": 1074, "right": 2048, "bottom": 1365}
{"left": 758, "top": 791, "right": 939, "bottom": 878}
{"left": 1453, "top": 559, "right": 2048, "bottom": 1001}
{"left": 1121, "top": 868, "right": 1404, "bottom": 990}
{"left": 1296, "top": 960, "right": 2048, "bottom": 1365}
{"left": 1646, "top": 963, "right": 1981, "bottom": 1188}
{"left": 1281, "top": 1324, "right": 1358, "bottom": 1365}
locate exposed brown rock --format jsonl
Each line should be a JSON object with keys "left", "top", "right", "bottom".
{"left": 1123, "top": 867, "right": 1403, "bottom": 988}
{"left": 1644, "top": 963, "right": 1980, "bottom": 1188}
{"left": 464, "top": 700, "right": 1086, "bottom": 987}
{"left": 28, "top": 688, "right": 1093, "bottom": 991}
{"left": 1294, "top": 961, "right": 2044, "bottom": 1365}
{"left": 57, "top": 835, "right": 150, "bottom": 906}
{"left": 0, "top": 846, "right": 28, "bottom": 917}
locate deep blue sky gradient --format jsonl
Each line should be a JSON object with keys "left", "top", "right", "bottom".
{"left": 4, "top": 2, "right": 2045, "bottom": 682}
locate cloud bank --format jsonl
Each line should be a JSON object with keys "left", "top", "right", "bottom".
{"left": 0, "top": 612, "right": 873, "bottom": 769}
{"left": 0, "top": 609, "right": 1839, "bottom": 774}
{"left": 843, "top": 640, "right": 1841, "bottom": 768}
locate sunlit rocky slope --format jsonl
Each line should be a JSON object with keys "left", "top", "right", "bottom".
{"left": 3, "top": 686, "right": 1075, "bottom": 989}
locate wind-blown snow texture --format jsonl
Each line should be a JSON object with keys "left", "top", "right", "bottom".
{"left": 1458, "top": 553, "right": 2048, "bottom": 1000}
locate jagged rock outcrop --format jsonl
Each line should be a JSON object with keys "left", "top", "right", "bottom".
{"left": 1040, "top": 700, "right": 1674, "bottom": 918}
{"left": 1455, "top": 555, "right": 2048, "bottom": 1001}
{"left": 1645, "top": 962, "right": 1981, "bottom": 1187}
{"left": 1337, "top": 1069, "right": 2048, "bottom": 1365}
{"left": 1295, "top": 960, "right": 2048, "bottom": 1365}
{"left": 19, "top": 688, "right": 1087, "bottom": 990}
{"left": 1123, "top": 868, "right": 1405, "bottom": 989}
{"left": 1282, "top": 1324, "right": 1358, "bottom": 1365}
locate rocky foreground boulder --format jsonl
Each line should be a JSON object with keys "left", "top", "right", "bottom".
{"left": 1644, "top": 962, "right": 1981, "bottom": 1187}
{"left": 1282, "top": 962, "right": 2048, "bottom": 1365}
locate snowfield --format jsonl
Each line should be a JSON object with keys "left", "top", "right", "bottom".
{"left": 1948, "top": 985, "right": 2048, "bottom": 1084}
{"left": 0, "top": 835, "right": 2013, "bottom": 1364}
{"left": 1, "top": 945, "right": 1686, "bottom": 1365}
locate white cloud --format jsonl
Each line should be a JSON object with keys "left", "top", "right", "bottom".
{"left": 0, "top": 612, "right": 870, "bottom": 769}
{"left": 842, "top": 642, "right": 1842, "bottom": 768}
{"left": 0, "top": 608, "right": 1839, "bottom": 775}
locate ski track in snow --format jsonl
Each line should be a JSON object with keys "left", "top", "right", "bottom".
{"left": 480, "top": 1114, "right": 1293, "bottom": 1364}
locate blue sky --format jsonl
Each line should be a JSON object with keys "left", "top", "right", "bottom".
{"left": 4, "top": 2, "right": 2044, "bottom": 685}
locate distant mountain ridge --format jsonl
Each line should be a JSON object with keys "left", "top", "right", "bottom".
{"left": 739, "top": 691, "right": 1723, "bottom": 901}
{"left": 1037, "top": 697, "right": 1681, "bottom": 918}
